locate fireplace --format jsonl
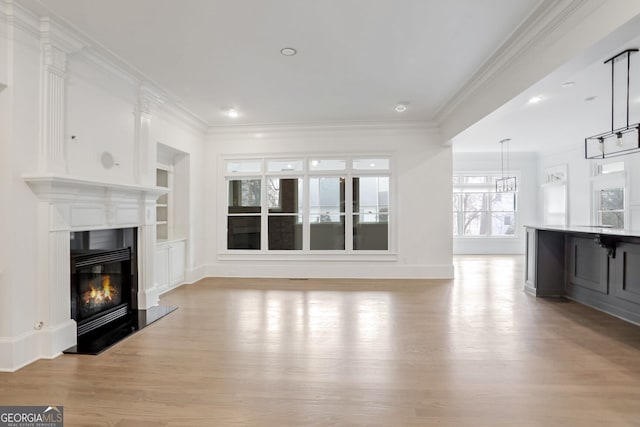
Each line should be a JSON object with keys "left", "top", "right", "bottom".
{"left": 67, "top": 228, "right": 139, "bottom": 353}
{"left": 71, "top": 247, "right": 133, "bottom": 336}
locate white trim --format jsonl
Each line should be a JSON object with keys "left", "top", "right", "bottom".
{"left": 221, "top": 154, "right": 393, "bottom": 256}
{"left": 206, "top": 263, "right": 454, "bottom": 280}
{"left": 207, "top": 120, "right": 439, "bottom": 136}
{"left": 436, "top": 0, "right": 596, "bottom": 123}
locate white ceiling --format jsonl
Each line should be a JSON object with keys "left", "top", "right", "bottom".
{"left": 29, "top": 0, "right": 542, "bottom": 126}
{"left": 453, "top": 21, "right": 640, "bottom": 154}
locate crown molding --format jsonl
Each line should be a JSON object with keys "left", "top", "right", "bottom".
{"left": 2, "top": 0, "right": 41, "bottom": 38}
{"left": 12, "top": 0, "right": 208, "bottom": 133}
{"left": 39, "top": 16, "right": 85, "bottom": 54}
{"left": 435, "top": 0, "right": 598, "bottom": 124}
{"left": 206, "top": 120, "right": 439, "bottom": 137}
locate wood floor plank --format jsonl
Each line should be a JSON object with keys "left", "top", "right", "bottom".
{"left": 2, "top": 255, "right": 640, "bottom": 426}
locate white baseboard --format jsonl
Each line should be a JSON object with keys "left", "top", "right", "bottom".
{"left": 184, "top": 264, "right": 206, "bottom": 284}
{"left": 206, "top": 263, "right": 454, "bottom": 279}
{"left": 0, "top": 319, "right": 75, "bottom": 372}
{"left": 139, "top": 286, "right": 160, "bottom": 309}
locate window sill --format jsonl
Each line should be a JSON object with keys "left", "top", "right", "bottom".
{"left": 453, "top": 235, "right": 518, "bottom": 239}
{"left": 217, "top": 252, "right": 398, "bottom": 262}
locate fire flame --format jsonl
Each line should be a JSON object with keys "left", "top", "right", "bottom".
{"left": 82, "top": 275, "right": 117, "bottom": 306}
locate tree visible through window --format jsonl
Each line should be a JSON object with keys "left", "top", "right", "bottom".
{"left": 453, "top": 175, "right": 517, "bottom": 237}
{"left": 598, "top": 188, "right": 624, "bottom": 229}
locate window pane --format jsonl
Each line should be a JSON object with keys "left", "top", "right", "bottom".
{"left": 267, "top": 159, "right": 303, "bottom": 172}
{"left": 463, "top": 176, "right": 488, "bottom": 184}
{"left": 600, "top": 189, "right": 624, "bottom": 210}
{"left": 352, "top": 158, "right": 390, "bottom": 170}
{"left": 453, "top": 213, "right": 459, "bottom": 236}
{"left": 310, "top": 177, "right": 345, "bottom": 216}
{"left": 353, "top": 177, "right": 389, "bottom": 217}
{"left": 227, "top": 216, "right": 261, "bottom": 249}
{"left": 452, "top": 176, "right": 460, "bottom": 184}
{"left": 453, "top": 194, "right": 460, "bottom": 212}
{"left": 353, "top": 215, "right": 388, "bottom": 250}
{"left": 463, "top": 212, "right": 487, "bottom": 236}
{"left": 601, "top": 211, "right": 624, "bottom": 229}
{"left": 226, "top": 160, "right": 261, "bottom": 173}
{"left": 268, "top": 178, "right": 302, "bottom": 213}
{"left": 462, "top": 193, "right": 486, "bottom": 211}
{"left": 310, "top": 215, "right": 345, "bottom": 250}
{"left": 600, "top": 161, "right": 624, "bottom": 175}
{"left": 268, "top": 215, "right": 303, "bottom": 250}
{"left": 228, "top": 180, "right": 261, "bottom": 214}
{"left": 309, "top": 159, "right": 346, "bottom": 171}
{"left": 491, "top": 213, "right": 515, "bottom": 236}
{"left": 491, "top": 193, "right": 515, "bottom": 211}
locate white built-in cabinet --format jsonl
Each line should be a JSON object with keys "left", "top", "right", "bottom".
{"left": 155, "top": 143, "right": 189, "bottom": 294}
{"left": 155, "top": 239, "right": 186, "bottom": 293}
{"left": 156, "top": 166, "right": 170, "bottom": 240}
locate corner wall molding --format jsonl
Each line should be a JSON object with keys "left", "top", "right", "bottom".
{"left": 11, "top": 0, "right": 208, "bottom": 133}
{"left": 2, "top": 0, "right": 41, "bottom": 39}
{"left": 206, "top": 120, "right": 440, "bottom": 137}
{"left": 435, "top": 0, "right": 599, "bottom": 124}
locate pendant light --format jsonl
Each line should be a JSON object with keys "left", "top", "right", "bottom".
{"left": 496, "top": 138, "right": 516, "bottom": 192}
{"left": 585, "top": 49, "right": 640, "bottom": 159}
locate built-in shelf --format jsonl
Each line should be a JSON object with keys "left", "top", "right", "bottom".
{"left": 156, "top": 167, "right": 170, "bottom": 240}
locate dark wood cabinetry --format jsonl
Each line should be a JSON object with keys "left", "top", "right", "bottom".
{"left": 525, "top": 226, "right": 640, "bottom": 325}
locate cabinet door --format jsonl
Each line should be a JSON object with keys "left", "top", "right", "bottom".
{"left": 169, "top": 241, "right": 186, "bottom": 286}
{"left": 525, "top": 228, "right": 536, "bottom": 293}
{"left": 613, "top": 242, "right": 640, "bottom": 305}
{"left": 156, "top": 245, "right": 170, "bottom": 292}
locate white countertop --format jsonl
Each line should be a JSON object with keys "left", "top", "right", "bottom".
{"left": 525, "top": 225, "right": 640, "bottom": 238}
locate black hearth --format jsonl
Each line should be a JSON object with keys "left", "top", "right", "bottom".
{"left": 64, "top": 228, "right": 177, "bottom": 355}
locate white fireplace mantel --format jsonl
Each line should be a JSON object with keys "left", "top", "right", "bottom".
{"left": 24, "top": 174, "right": 167, "bottom": 201}
{"left": 23, "top": 174, "right": 168, "bottom": 361}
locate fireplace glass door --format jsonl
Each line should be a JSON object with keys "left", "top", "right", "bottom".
{"left": 76, "top": 263, "right": 125, "bottom": 321}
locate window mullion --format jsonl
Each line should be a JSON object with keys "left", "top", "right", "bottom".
{"left": 345, "top": 173, "right": 353, "bottom": 252}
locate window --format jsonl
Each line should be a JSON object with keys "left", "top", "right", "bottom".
{"left": 597, "top": 188, "right": 624, "bottom": 228}
{"left": 592, "top": 160, "right": 626, "bottom": 229}
{"left": 542, "top": 164, "right": 567, "bottom": 226}
{"left": 268, "top": 178, "right": 303, "bottom": 250}
{"left": 227, "top": 179, "right": 261, "bottom": 249}
{"left": 224, "top": 157, "right": 391, "bottom": 252}
{"left": 453, "top": 174, "right": 517, "bottom": 237}
{"left": 353, "top": 176, "right": 389, "bottom": 250}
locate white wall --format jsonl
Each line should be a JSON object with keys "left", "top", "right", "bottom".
{"left": 452, "top": 152, "right": 538, "bottom": 254}
{"left": 206, "top": 125, "right": 454, "bottom": 279}
{"left": 1, "top": 16, "right": 44, "bottom": 368}
{"left": 66, "top": 56, "right": 137, "bottom": 183}
{"left": 0, "top": 8, "right": 205, "bottom": 371}
{"left": 151, "top": 111, "right": 206, "bottom": 282}
{"left": 539, "top": 146, "right": 640, "bottom": 230}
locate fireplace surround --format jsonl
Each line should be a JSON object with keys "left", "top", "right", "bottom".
{"left": 24, "top": 175, "right": 170, "bottom": 358}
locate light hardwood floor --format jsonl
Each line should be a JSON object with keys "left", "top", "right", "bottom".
{"left": 2, "top": 255, "right": 640, "bottom": 426}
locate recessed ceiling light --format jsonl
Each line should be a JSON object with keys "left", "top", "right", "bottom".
{"left": 528, "top": 96, "right": 543, "bottom": 104}
{"left": 280, "top": 47, "right": 297, "bottom": 56}
{"left": 369, "top": 162, "right": 376, "bottom": 168}
{"left": 562, "top": 81, "right": 576, "bottom": 88}
{"left": 585, "top": 96, "right": 598, "bottom": 102}
{"left": 222, "top": 107, "right": 239, "bottom": 118}
{"left": 395, "top": 103, "right": 408, "bottom": 112}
